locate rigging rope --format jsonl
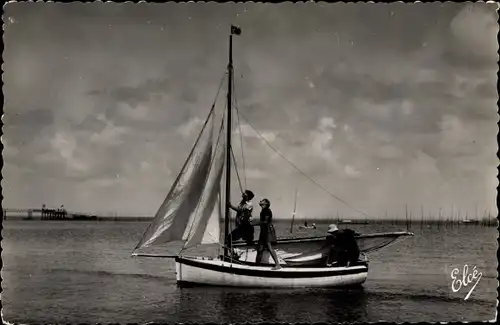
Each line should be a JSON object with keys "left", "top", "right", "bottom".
{"left": 236, "top": 110, "right": 371, "bottom": 219}
{"left": 232, "top": 68, "right": 247, "bottom": 189}
{"left": 231, "top": 146, "right": 244, "bottom": 193}
{"left": 213, "top": 72, "right": 228, "bottom": 111}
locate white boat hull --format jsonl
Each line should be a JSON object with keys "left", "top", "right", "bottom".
{"left": 175, "top": 256, "right": 368, "bottom": 288}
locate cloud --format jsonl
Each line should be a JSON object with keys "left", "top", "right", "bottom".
{"left": 344, "top": 164, "right": 361, "bottom": 178}
{"left": 177, "top": 117, "right": 204, "bottom": 138}
{"left": 438, "top": 114, "right": 476, "bottom": 156}
{"left": 450, "top": 3, "right": 499, "bottom": 60}
{"left": 115, "top": 102, "right": 151, "bottom": 121}
{"left": 2, "top": 2, "right": 497, "bottom": 217}
{"left": 378, "top": 145, "right": 404, "bottom": 160}
{"left": 89, "top": 119, "right": 129, "bottom": 147}
{"left": 235, "top": 123, "right": 277, "bottom": 142}
{"left": 88, "top": 77, "right": 173, "bottom": 107}
{"left": 246, "top": 168, "right": 268, "bottom": 180}
{"left": 318, "top": 117, "right": 337, "bottom": 131}
{"left": 310, "top": 127, "right": 334, "bottom": 159}
{"left": 34, "top": 132, "right": 90, "bottom": 177}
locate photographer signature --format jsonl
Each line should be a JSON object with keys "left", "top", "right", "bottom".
{"left": 450, "top": 264, "right": 482, "bottom": 300}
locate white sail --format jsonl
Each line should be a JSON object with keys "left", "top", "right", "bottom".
{"left": 200, "top": 192, "right": 222, "bottom": 245}
{"left": 182, "top": 142, "right": 225, "bottom": 248}
{"left": 134, "top": 110, "right": 215, "bottom": 250}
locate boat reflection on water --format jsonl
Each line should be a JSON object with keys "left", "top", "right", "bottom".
{"left": 176, "top": 285, "right": 369, "bottom": 323}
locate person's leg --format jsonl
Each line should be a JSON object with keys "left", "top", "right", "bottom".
{"left": 326, "top": 247, "right": 339, "bottom": 266}
{"left": 224, "top": 228, "right": 243, "bottom": 259}
{"left": 347, "top": 248, "right": 360, "bottom": 265}
{"left": 338, "top": 249, "right": 349, "bottom": 266}
{"left": 256, "top": 243, "right": 264, "bottom": 264}
{"left": 353, "top": 249, "right": 360, "bottom": 262}
{"left": 267, "top": 242, "right": 282, "bottom": 269}
{"left": 242, "top": 224, "right": 255, "bottom": 245}
{"left": 226, "top": 227, "right": 242, "bottom": 246}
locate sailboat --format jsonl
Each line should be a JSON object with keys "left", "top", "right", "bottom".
{"left": 132, "top": 25, "right": 413, "bottom": 288}
{"left": 289, "top": 188, "right": 316, "bottom": 231}
{"left": 289, "top": 188, "right": 298, "bottom": 233}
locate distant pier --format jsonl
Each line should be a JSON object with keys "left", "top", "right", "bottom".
{"left": 41, "top": 208, "right": 68, "bottom": 220}
{"left": 2, "top": 207, "right": 152, "bottom": 222}
{"left": 3, "top": 206, "right": 68, "bottom": 220}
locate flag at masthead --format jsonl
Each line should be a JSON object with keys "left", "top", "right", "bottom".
{"left": 231, "top": 25, "right": 242, "bottom": 35}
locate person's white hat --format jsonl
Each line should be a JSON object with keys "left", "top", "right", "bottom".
{"left": 327, "top": 224, "right": 339, "bottom": 233}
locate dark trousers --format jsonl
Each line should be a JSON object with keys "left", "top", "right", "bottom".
{"left": 326, "top": 246, "right": 360, "bottom": 266}
{"left": 225, "top": 223, "right": 254, "bottom": 246}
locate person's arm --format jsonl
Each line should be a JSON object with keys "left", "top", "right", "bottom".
{"left": 228, "top": 202, "right": 239, "bottom": 212}
{"left": 325, "top": 238, "right": 336, "bottom": 266}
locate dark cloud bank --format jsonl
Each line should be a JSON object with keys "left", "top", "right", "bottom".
{"left": 2, "top": 2, "right": 498, "bottom": 219}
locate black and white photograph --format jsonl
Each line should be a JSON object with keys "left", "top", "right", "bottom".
{"left": 1, "top": 1, "right": 498, "bottom": 323}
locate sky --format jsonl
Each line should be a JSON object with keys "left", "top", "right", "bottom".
{"left": 2, "top": 2, "right": 499, "bottom": 219}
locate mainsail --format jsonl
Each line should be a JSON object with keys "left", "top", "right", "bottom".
{"left": 134, "top": 108, "right": 221, "bottom": 251}
{"left": 182, "top": 139, "right": 225, "bottom": 248}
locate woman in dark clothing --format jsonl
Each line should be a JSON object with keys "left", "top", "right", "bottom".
{"left": 255, "top": 198, "right": 282, "bottom": 270}
{"left": 225, "top": 190, "right": 255, "bottom": 247}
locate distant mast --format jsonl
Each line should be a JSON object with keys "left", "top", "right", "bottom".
{"left": 290, "top": 188, "right": 298, "bottom": 233}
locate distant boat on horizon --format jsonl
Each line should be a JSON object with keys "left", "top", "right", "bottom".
{"left": 298, "top": 221, "right": 317, "bottom": 230}
{"left": 339, "top": 219, "right": 370, "bottom": 225}
{"left": 460, "top": 219, "right": 480, "bottom": 224}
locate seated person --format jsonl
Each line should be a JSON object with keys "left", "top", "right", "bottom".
{"left": 325, "top": 224, "right": 360, "bottom": 267}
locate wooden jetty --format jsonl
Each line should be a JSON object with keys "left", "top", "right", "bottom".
{"left": 3, "top": 206, "right": 68, "bottom": 220}
{"left": 2, "top": 207, "right": 153, "bottom": 222}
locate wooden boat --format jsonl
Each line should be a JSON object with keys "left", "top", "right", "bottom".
{"left": 132, "top": 25, "right": 413, "bottom": 288}
{"left": 174, "top": 255, "right": 368, "bottom": 288}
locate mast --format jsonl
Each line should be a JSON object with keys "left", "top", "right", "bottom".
{"left": 405, "top": 204, "right": 408, "bottom": 229}
{"left": 420, "top": 204, "right": 424, "bottom": 227}
{"left": 224, "top": 25, "right": 240, "bottom": 258}
{"left": 290, "top": 188, "right": 298, "bottom": 233}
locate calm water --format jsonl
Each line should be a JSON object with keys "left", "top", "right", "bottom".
{"left": 1, "top": 220, "right": 497, "bottom": 323}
